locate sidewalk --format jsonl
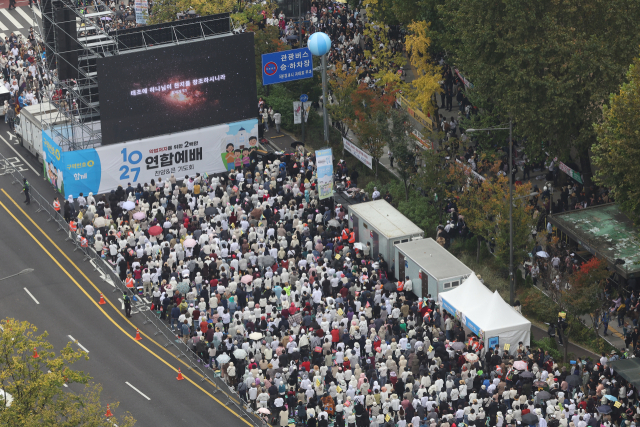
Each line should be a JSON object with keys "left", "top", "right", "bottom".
{"left": 531, "top": 283, "right": 628, "bottom": 353}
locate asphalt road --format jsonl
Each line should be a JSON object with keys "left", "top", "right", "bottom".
{"left": 0, "top": 120, "right": 257, "bottom": 426}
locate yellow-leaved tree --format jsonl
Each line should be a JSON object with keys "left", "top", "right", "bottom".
{"left": 148, "top": 0, "right": 236, "bottom": 25}
{"left": 362, "top": 21, "right": 405, "bottom": 85}
{"left": 0, "top": 319, "right": 135, "bottom": 426}
{"left": 405, "top": 21, "right": 441, "bottom": 116}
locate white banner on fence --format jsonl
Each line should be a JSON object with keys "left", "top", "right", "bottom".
{"left": 43, "top": 119, "right": 259, "bottom": 198}
{"left": 342, "top": 137, "right": 373, "bottom": 169}
{"left": 316, "top": 148, "right": 334, "bottom": 200}
{"left": 293, "top": 101, "right": 302, "bottom": 124}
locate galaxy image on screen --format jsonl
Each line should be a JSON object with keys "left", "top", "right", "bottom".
{"left": 97, "top": 32, "right": 257, "bottom": 145}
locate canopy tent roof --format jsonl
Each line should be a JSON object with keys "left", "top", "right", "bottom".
{"left": 608, "top": 359, "right": 640, "bottom": 389}
{"left": 439, "top": 275, "right": 531, "bottom": 348}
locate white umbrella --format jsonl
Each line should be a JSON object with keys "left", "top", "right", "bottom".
{"left": 183, "top": 238, "right": 197, "bottom": 248}
{"left": 257, "top": 408, "right": 270, "bottom": 414}
{"left": 122, "top": 201, "right": 135, "bottom": 211}
{"left": 465, "top": 353, "right": 479, "bottom": 362}
{"left": 248, "top": 332, "right": 263, "bottom": 340}
{"left": 133, "top": 211, "right": 145, "bottom": 220}
{"left": 216, "top": 354, "right": 230, "bottom": 364}
{"left": 94, "top": 217, "right": 106, "bottom": 228}
{"left": 233, "top": 349, "right": 247, "bottom": 359}
{"left": 536, "top": 251, "right": 550, "bottom": 258}
{"left": 513, "top": 360, "right": 528, "bottom": 371}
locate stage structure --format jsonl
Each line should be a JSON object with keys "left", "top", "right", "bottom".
{"left": 35, "top": 1, "right": 232, "bottom": 150}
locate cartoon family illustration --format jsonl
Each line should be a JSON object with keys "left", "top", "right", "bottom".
{"left": 45, "top": 159, "right": 64, "bottom": 195}
{"left": 221, "top": 135, "right": 258, "bottom": 171}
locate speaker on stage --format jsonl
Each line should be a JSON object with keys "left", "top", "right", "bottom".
{"left": 54, "top": 7, "right": 79, "bottom": 81}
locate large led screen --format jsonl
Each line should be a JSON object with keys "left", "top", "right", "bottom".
{"left": 97, "top": 32, "right": 257, "bottom": 145}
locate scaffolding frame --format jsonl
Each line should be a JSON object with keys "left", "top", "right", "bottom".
{"left": 32, "top": 3, "right": 231, "bottom": 151}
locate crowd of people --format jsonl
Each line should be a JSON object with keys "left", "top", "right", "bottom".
{"left": 52, "top": 133, "right": 638, "bottom": 427}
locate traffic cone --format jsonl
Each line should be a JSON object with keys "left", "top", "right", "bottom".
{"left": 105, "top": 404, "right": 113, "bottom": 418}
{"left": 99, "top": 293, "right": 106, "bottom": 305}
{"left": 32, "top": 347, "right": 39, "bottom": 358}
{"left": 176, "top": 367, "right": 184, "bottom": 381}
{"left": 134, "top": 328, "right": 142, "bottom": 341}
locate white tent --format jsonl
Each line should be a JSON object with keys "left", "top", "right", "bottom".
{"left": 438, "top": 275, "right": 531, "bottom": 352}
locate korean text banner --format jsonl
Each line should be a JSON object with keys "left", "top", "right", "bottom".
{"left": 315, "top": 148, "right": 334, "bottom": 200}
{"left": 262, "top": 48, "right": 313, "bottom": 85}
{"left": 342, "top": 137, "right": 372, "bottom": 169}
{"left": 52, "top": 119, "right": 258, "bottom": 198}
{"left": 97, "top": 32, "right": 257, "bottom": 145}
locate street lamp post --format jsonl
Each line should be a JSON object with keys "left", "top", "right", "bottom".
{"left": 308, "top": 32, "right": 332, "bottom": 145}
{"left": 466, "top": 120, "right": 514, "bottom": 305}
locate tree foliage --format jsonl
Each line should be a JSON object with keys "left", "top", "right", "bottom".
{"left": 327, "top": 63, "right": 358, "bottom": 138}
{"left": 362, "top": 21, "right": 405, "bottom": 85}
{"left": 148, "top": 0, "right": 235, "bottom": 24}
{"left": 447, "top": 161, "right": 536, "bottom": 269}
{"left": 593, "top": 57, "right": 640, "bottom": 225}
{"left": 385, "top": 109, "right": 416, "bottom": 200}
{"left": 348, "top": 83, "right": 397, "bottom": 174}
{"left": 440, "top": 0, "right": 640, "bottom": 180}
{"left": 404, "top": 21, "right": 441, "bottom": 115}
{"left": 0, "top": 319, "right": 135, "bottom": 426}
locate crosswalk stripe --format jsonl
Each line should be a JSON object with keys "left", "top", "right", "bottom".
{"left": 0, "top": 9, "right": 23, "bottom": 29}
{"left": 0, "top": 33, "right": 5, "bottom": 40}
{"left": 32, "top": 7, "right": 42, "bottom": 19}
{"left": 15, "top": 7, "right": 35, "bottom": 27}
{"left": 0, "top": 20, "right": 7, "bottom": 32}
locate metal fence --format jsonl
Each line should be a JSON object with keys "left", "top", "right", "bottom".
{"left": 0, "top": 153, "right": 262, "bottom": 426}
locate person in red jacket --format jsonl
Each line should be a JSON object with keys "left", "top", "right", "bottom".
{"left": 331, "top": 327, "right": 340, "bottom": 344}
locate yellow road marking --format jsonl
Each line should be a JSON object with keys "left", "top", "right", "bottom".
{"left": 1, "top": 188, "right": 233, "bottom": 394}
{"left": 0, "top": 191, "right": 250, "bottom": 426}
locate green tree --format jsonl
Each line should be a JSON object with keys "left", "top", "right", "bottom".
{"left": 448, "top": 161, "right": 536, "bottom": 268}
{"left": 327, "top": 63, "right": 358, "bottom": 138}
{"left": 440, "top": 0, "right": 640, "bottom": 182}
{"left": 0, "top": 319, "right": 135, "bottom": 426}
{"left": 385, "top": 109, "right": 416, "bottom": 201}
{"left": 593, "top": 57, "right": 640, "bottom": 224}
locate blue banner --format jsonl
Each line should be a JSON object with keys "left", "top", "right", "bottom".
{"left": 41, "top": 120, "right": 259, "bottom": 199}
{"left": 315, "top": 148, "right": 334, "bottom": 200}
{"left": 262, "top": 48, "right": 313, "bottom": 85}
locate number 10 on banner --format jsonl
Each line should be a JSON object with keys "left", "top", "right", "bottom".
{"left": 120, "top": 148, "right": 142, "bottom": 182}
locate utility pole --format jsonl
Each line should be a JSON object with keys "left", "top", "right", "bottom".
{"left": 509, "top": 119, "right": 514, "bottom": 305}
{"left": 299, "top": 0, "right": 304, "bottom": 143}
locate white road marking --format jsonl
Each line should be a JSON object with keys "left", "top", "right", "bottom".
{"left": 47, "top": 370, "right": 68, "bottom": 387}
{"left": 23, "top": 287, "right": 39, "bottom": 304}
{"left": 125, "top": 382, "right": 151, "bottom": 400}
{"left": 67, "top": 335, "right": 89, "bottom": 353}
{"left": 89, "top": 260, "right": 115, "bottom": 287}
{"left": 0, "top": 9, "right": 23, "bottom": 28}
{"left": 0, "top": 21, "right": 7, "bottom": 31}
{"left": 0, "top": 135, "right": 40, "bottom": 176}
{"left": 15, "top": 7, "right": 35, "bottom": 26}
{"left": 118, "top": 298, "right": 125, "bottom": 309}
{"left": 32, "top": 7, "right": 42, "bottom": 19}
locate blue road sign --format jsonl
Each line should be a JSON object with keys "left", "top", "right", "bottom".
{"left": 262, "top": 48, "right": 314, "bottom": 86}
{"left": 300, "top": 94, "right": 308, "bottom": 102}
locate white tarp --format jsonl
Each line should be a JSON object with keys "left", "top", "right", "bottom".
{"left": 439, "top": 275, "right": 530, "bottom": 352}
